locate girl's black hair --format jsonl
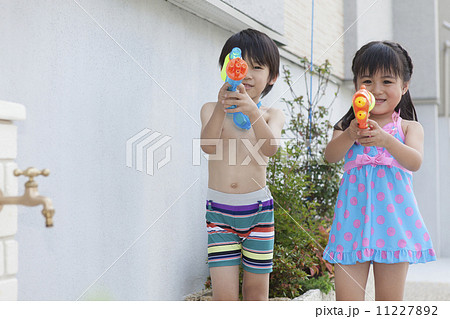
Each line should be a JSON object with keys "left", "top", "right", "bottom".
{"left": 335, "top": 41, "right": 418, "bottom": 131}
{"left": 219, "top": 29, "right": 280, "bottom": 98}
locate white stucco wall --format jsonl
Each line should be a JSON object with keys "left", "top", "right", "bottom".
{"left": 0, "top": 0, "right": 226, "bottom": 300}
{"left": 222, "top": 0, "right": 284, "bottom": 34}
{"left": 343, "top": 0, "right": 394, "bottom": 81}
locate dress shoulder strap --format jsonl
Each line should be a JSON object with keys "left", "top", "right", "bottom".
{"left": 392, "top": 111, "right": 405, "bottom": 142}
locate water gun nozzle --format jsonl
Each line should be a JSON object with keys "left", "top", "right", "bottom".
{"left": 226, "top": 57, "right": 248, "bottom": 81}
{"left": 352, "top": 85, "right": 375, "bottom": 129}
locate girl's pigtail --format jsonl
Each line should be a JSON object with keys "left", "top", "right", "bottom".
{"left": 394, "top": 43, "right": 418, "bottom": 122}
{"left": 396, "top": 90, "right": 418, "bottom": 122}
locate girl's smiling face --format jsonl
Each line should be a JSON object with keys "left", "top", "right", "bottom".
{"left": 356, "top": 70, "right": 409, "bottom": 116}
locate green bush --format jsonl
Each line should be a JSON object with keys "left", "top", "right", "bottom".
{"left": 267, "top": 58, "right": 343, "bottom": 298}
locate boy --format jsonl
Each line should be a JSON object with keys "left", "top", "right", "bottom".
{"left": 200, "top": 29, "right": 285, "bottom": 300}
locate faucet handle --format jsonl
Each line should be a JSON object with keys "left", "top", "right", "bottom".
{"left": 14, "top": 167, "right": 50, "bottom": 181}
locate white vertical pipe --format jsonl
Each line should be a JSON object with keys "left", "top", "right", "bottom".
{"left": 444, "top": 21, "right": 450, "bottom": 118}
{"left": 445, "top": 40, "right": 450, "bottom": 118}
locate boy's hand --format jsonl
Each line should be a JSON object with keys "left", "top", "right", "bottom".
{"left": 221, "top": 84, "right": 259, "bottom": 120}
{"left": 358, "top": 119, "right": 392, "bottom": 148}
{"left": 216, "top": 82, "right": 231, "bottom": 109}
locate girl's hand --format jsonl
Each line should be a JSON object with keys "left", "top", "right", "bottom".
{"left": 221, "top": 84, "right": 259, "bottom": 120}
{"left": 358, "top": 119, "right": 392, "bottom": 148}
{"left": 345, "top": 118, "right": 363, "bottom": 141}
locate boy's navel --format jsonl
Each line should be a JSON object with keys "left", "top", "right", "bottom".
{"left": 231, "top": 183, "right": 238, "bottom": 189}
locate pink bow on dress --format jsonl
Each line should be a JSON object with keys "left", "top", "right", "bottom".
{"left": 355, "top": 153, "right": 393, "bottom": 167}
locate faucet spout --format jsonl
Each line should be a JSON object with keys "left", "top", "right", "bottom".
{"left": 0, "top": 167, "right": 55, "bottom": 227}
{"left": 0, "top": 188, "right": 55, "bottom": 227}
{"left": 36, "top": 193, "right": 55, "bottom": 227}
{"left": 42, "top": 208, "right": 55, "bottom": 227}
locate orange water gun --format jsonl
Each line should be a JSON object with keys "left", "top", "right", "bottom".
{"left": 352, "top": 85, "right": 375, "bottom": 129}
{"left": 221, "top": 47, "right": 248, "bottom": 91}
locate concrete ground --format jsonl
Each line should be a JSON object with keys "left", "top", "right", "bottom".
{"left": 364, "top": 258, "right": 450, "bottom": 301}
{"left": 404, "top": 257, "right": 450, "bottom": 300}
{"left": 186, "top": 258, "right": 450, "bottom": 301}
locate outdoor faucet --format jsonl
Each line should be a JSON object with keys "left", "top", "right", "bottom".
{"left": 0, "top": 167, "right": 55, "bottom": 227}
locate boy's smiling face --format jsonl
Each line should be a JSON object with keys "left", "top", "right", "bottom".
{"left": 242, "top": 57, "right": 277, "bottom": 103}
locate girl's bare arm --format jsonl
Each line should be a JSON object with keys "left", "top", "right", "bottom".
{"left": 383, "top": 120, "right": 424, "bottom": 171}
{"left": 324, "top": 119, "right": 360, "bottom": 163}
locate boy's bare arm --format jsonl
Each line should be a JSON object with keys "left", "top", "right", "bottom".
{"left": 249, "top": 108, "right": 285, "bottom": 157}
{"left": 201, "top": 83, "right": 233, "bottom": 154}
{"left": 200, "top": 102, "right": 226, "bottom": 154}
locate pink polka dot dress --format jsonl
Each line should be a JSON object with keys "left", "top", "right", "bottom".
{"left": 323, "top": 112, "right": 436, "bottom": 265}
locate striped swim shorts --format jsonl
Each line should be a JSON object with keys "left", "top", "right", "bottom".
{"left": 205, "top": 187, "right": 274, "bottom": 274}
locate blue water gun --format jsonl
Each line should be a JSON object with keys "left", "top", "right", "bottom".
{"left": 221, "top": 47, "right": 256, "bottom": 130}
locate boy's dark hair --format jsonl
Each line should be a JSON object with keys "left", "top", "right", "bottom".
{"left": 219, "top": 28, "right": 280, "bottom": 98}
{"left": 335, "top": 41, "right": 418, "bottom": 131}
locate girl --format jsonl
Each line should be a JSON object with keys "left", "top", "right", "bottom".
{"left": 323, "top": 41, "right": 436, "bottom": 301}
